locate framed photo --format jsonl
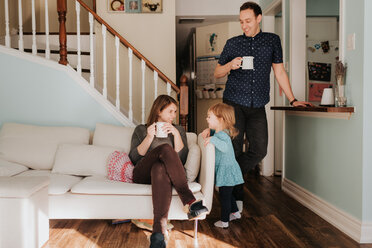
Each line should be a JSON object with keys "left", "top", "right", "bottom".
{"left": 126, "top": 0, "right": 141, "bottom": 13}
{"left": 108, "top": 0, "right": 125, "bottom": 12}
{"left": 142, "top": 0, "right": 162, "bottom": 13}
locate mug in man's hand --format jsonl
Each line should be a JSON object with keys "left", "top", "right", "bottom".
{"left": 241, "top": 56, "right": 254, "bottom": 70}
{"left": 156, "top": 122, "right": 168, "bottom": 138}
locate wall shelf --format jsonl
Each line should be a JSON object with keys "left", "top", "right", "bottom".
{"left": 270, "top": 106, "right": 355, "bottom": 120}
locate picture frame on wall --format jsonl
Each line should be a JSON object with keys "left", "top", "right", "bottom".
{"left": 142, "top": 0, "right": 162, "bottom": 13}
{"left": 108, "top": 0, "right": 125, "bottom": 12}
{"left": 125, "top": 0, "right": 142, "bottom": 13}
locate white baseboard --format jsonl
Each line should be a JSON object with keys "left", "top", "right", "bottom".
{"left": 282, "top": 178, "right": 372, "bottom": 243}
{"left": 361, "top": 223, "right": 372, "bottom": 243}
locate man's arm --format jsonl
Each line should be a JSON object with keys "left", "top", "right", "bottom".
{"left": 272, "top": 63, "right": 312, "bottom": 107}
{"left": 214, "top": 57, "right": 243, "bottom": 78}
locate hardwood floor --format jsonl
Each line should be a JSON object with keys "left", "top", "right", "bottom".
{"left": 43, "top": 176, "right": 372, "bottom": 248}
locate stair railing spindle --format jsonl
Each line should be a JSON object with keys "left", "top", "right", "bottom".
{"left": 18, "top": 0, "right": 24, "bottom": 51}
{"left": 31, "top": 0, "right": 37, "bottom": 55}
{"left": 102, "top": 25, "right": 107, "bottom": 99}
{"left": 154, "top": 71, "right": 158, "bottom": 100}
{"left": 128, "top": 48, "right": 133, "bottom": 122}
{"left": 115, "top": 36, "right": 120, "bottom": 110}
{"left": 167, "top": 82, "right": 171, "bottom": 96}
{"left": 76, "top": 1, "right": 82, "bottom": 75}
{"left": 4, "top": 0, "right": 10, "bottom": 47}
{"left": 89, "top": 12, "right": 95, "bottom": 87}
{"left": 141, "top": 59, "right": 146, "bottom": 124}
{"left": 44, "top": 0, "right": 50, "bottom": 59}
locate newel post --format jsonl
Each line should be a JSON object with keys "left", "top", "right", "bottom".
{"left": 57, "top": 0, "right": 68, "bottom": 65}
{"left": 179, "top": 75, "right": 189, "bottom": 131}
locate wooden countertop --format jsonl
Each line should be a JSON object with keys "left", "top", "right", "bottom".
{"left": 271, "top": 106, "right": 354, "bottom": 113}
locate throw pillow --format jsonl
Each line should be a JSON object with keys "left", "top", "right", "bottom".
{"left": 92, "top": 123, "right": 135, "bottom": 152}
{"left": 184, "top": 143, "right": 201, "bottom": 182}
{"left": 0, "top": 123, "right": 90, "bottom": 170}
{"left": 0, "top": 158, "right": 29, "bottom": 176}
{"left": 52, "top": 144, "right": 122, "bottom": 177}
{"left": 107, "top": 151, "right": 134, "bottom": 183}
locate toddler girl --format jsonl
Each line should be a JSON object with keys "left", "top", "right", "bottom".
{"left": 202, "top": 103, "right": 244, "bottom": 228}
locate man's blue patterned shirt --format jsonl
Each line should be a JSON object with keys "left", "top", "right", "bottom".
{"left": 218, "top": 31, "right": 283, "bottom": 108}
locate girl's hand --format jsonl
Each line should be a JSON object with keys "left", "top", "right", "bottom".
{"left": 146, "top": 123, "right": 156, "bottom": 139}
{"left": 201, "top": 128, "right": 210, "bottom": 139}
{"left": 204, "top": 137, "right": 211, "bottom": 147}
{"left": 163, "top": 122, "right": 179, "bottom": 136}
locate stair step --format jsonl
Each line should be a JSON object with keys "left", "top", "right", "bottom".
{"left": 73, "top": 68, "right": 91, "bottom": 73}
{"left": 22, "top": 48, "right": 90, "bottom": 56}
{"left": 10, "top": 34, "right": 94, "bottom": 52}
{"left": 22, "top": 32, "right": 93, "bottom": 35}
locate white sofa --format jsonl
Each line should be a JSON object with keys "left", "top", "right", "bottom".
{"left": 0, "top": 123, "right": 215, "bottom": 220}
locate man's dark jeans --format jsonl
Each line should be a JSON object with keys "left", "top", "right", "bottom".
{"left": 223, "top": 99, "right": 268, "bottom": 201}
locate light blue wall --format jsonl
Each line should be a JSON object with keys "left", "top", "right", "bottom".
{"left": 362, "top": 0, "right": 372, "bottom": 222}
{"left": 0, "top": 51, "right": 123, "bottom": 130}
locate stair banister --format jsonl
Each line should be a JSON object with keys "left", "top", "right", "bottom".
{"left": 179, "top": 75, "right": 189, "bottom": 131}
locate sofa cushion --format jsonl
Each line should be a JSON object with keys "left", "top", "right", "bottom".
{"left": 16, "top": 170, "right": 83, "bottom": 195}
{"left": 0, "top": 176, "right": 50, "bottom": 198}
{"left": 184, "top": 143, "right": 201, "bottom": 182}
{"left": 0, "top": 158, "right": 29, "bottom": 176}
{"left": 71, "top": 176, "right": 202, "bottom": 195}
{"left": 52, "top": 144, "right": 122, "bottom": 177}
{"left": 186, "top": 133, "right": 197, "bottom": 146}
{"left": 0, "top": 123, "right": 90, "bottom": 170}
{"left": 92, "top": 123, "right": 135, "bottom": 152}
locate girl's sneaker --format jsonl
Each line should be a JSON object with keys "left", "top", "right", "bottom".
{"left": 229, "top": 211, "right": 241, "bottom": 221}
{"left": 214, "top": 220, "right": 229, "bottom": 229}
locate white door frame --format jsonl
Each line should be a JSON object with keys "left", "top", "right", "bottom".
{"left": 262, "top": 0, "right": 285, "bottom": 177}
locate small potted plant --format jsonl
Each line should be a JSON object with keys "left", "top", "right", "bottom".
{"left": 335, "top": 59, "right": 347, "bottom": 107}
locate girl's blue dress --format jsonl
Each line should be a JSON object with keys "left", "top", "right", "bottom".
{"left": 210, "top": 130, "right": 244, "bottom": 187}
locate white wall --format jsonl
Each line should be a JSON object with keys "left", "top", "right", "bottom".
{"left": 196, "top": 22, "right": 241, "bottom": 57}
{"left": 176, "top": 0, "right": 258, "bottom": 16}
{"left": 96, "top": 0, "right": 176, "bottom": 82}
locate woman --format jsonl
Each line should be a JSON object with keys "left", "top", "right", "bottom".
{"left": 129, "top": 95, "right": 208, "bottom": 248}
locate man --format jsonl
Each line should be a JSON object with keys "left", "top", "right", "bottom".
{"left": 213, "top": 2, "right": 311, "bottom": 211}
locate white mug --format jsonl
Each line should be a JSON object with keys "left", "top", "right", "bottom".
{"left": 241, "top": 56, "right": 254, "bottom": 70}
{"left": 156, "top": 122, "right": 168, "bottom": 138}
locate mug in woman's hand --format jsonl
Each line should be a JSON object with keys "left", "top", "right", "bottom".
{"left": 156, "top": 122, "right": 168, "bottom": 138}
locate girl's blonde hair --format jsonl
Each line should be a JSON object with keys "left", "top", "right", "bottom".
{"left": 208, "top": 103, "right": 238, "bottom": 138}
